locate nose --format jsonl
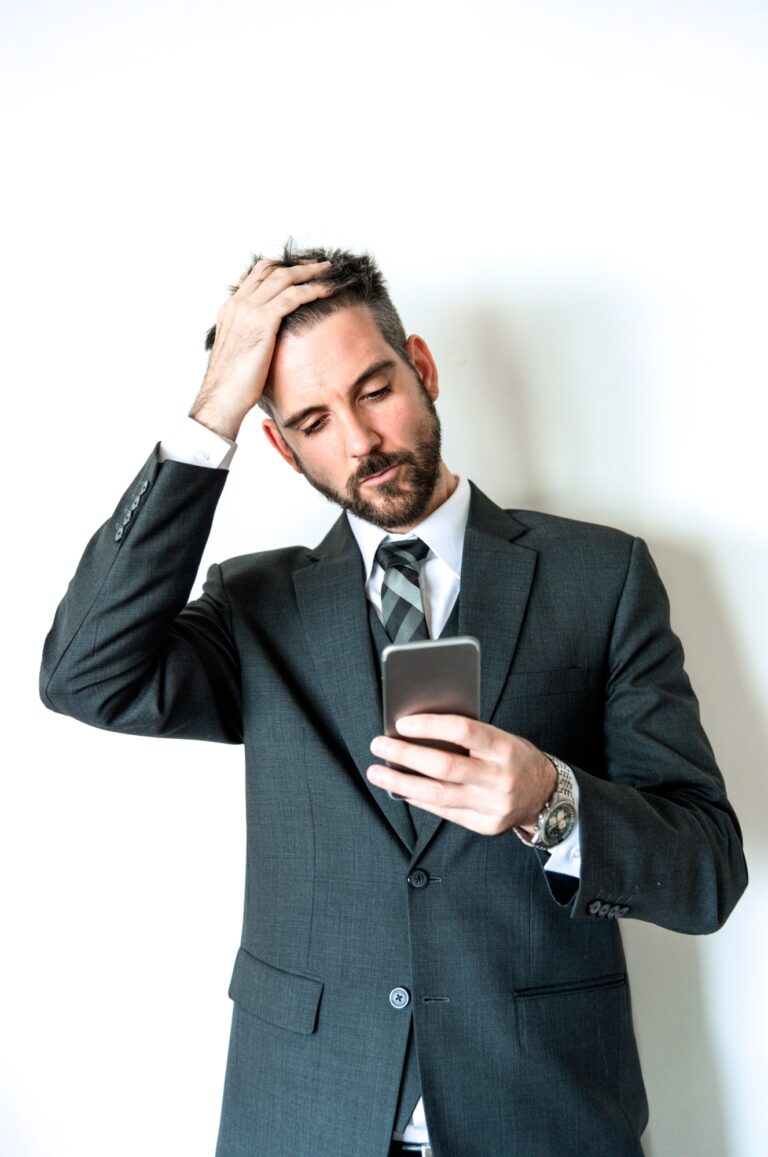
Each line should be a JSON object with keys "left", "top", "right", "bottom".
{"left": 342, "top": 410, "right": 381, "bottom": 459}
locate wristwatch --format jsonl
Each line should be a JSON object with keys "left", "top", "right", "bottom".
{"left": 514, "top": 754, "right": 578, "bottom": 849}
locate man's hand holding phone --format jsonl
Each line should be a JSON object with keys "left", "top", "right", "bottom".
{"left": 369, "top": 637, "right": 556, "bottom": 837}
{"left": 367, "top": 715, "right": 556, "bottom": 838}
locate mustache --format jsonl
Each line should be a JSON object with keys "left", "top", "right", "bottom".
{"left": 348, "top": 451, "right": 416, "bottom": 489}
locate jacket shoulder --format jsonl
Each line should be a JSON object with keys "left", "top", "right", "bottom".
{"left": 507, "top": 508, "right": 637, "bottom": 558}
{"left": 510, "top": 507, "right": 634, "bottom": 539}
{"left": 216, "top": 544, "right": 314, "bottom": 588}
{"left": 218, "top": 544, "right": 312, "bottom": 572}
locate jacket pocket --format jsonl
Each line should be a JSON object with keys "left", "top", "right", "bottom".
{"left": 514, "top": 971, "right": 629, "bottom": 1057}
{"left": 228, "top": 946, "right": 324, "bottom": 1035}
{"left": 514, "top": 971, "right": 648, "bottom": 1140}
{"left": 514, "top": 971, "right": 626, "bottom": 1000}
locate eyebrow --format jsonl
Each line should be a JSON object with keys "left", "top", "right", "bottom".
{"left": 280, "top": 358, "right": 397, "bottom": 431}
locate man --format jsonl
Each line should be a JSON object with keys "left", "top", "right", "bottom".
{"left": 40, "top": 246, "right": 747, "bottom": 1157}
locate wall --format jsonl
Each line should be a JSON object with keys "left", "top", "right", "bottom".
{"left": 1, "top": 2, "right": 766, "bottom": 1154}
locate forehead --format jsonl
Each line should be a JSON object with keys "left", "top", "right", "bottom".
{"left": 268, "top": 305, "right": 395, "bottom": 415}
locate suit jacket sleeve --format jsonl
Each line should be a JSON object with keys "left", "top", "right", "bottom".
{"left": 565, "top": 535, "right": 747, "bottom": 933}
{"left": 40, "top": 446, "right": 242, "bottom": 744}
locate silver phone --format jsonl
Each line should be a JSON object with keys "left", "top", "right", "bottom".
{"left": 380, "top": 636, "right": 481, "bottom": 799}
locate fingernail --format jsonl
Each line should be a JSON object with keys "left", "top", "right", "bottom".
{"left": 395, "top": 717, "right": 416, "bottom": 733}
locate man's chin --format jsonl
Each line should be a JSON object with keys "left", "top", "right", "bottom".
{"left": 346, "top": 483, "right": 432, "bottom": 530}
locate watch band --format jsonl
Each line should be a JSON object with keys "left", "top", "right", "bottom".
{"left": 513, "top": 754, "right": 578, "bottom": 849}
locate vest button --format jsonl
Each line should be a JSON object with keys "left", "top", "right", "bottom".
{"left": 408, "top": 869, "right": 429, "bottom": 889}
{"left": 389, "top": 986, "right": 410, "bottom": 1010}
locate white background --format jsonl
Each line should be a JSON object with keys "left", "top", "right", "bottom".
{"left": 2, "top": 1, "right": 766, "bottom": 1154}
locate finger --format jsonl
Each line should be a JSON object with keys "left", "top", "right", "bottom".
{"left": 366, "top": 766, "right": 503, "bottom": 834}
{"left": 403, "top": 797, "right": 505, "bottom": 837}
{"left": 369, "top": 735, "right": 485, "bottom": 784}
{"left": 394, "top": 714, "right": 505, "bottom": 757}
{"left": 366, "top": 764, "right": 471, "bottom": 809}
{"left": 233, "top": 257, "right": 281, "bottom": 294}
{"left": 248, "top": 260, "right": 333, "bottom": 304}
{"left": 266, "top": 279, "right": 336, "bottom": 319}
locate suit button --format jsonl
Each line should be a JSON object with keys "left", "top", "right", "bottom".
{"left": 139, "top": 481, "right": 149, "bottom": 494}
{"left": 608, "top": 904, "right": 621, "bottom": 918}
{"left": 599, "top": 903, "right": 611, "bottom": 917}
{"left": 115, "top": 526, "right": 124, "bottom": 541}
{"left": 588, "top": 900, "right": 602, "bottom": 915}
{"left": 408, "top": 870, "right": 429, "bottom": 889}
{"left": 389, "top": 987, "right": 410, "bottom": 1010}
{"left": 619, "top": 905, "right": 630, "bottom": 917}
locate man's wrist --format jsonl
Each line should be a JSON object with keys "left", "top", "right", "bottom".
{"left": 159, "top": 416, "right": 237, "bottom": 470}
{"left": 513, "top": 755, "right": 578, "bottom": 849}
{"left": 517, "top": 754, "right": 558, "bottom": 834}
{"left": 188, "top": 401, "right": 244, "bottom": 443}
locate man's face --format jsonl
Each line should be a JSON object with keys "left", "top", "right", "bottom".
{"left": 262, "top": 306, "right": 448, "bottom": 531}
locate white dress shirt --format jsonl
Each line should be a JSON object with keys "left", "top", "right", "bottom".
{"left": 160, "top": 419, "right": 583, "bottom": 1146}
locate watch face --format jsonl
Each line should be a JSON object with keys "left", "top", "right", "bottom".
{"left": 541, "top": 801, "right": 577, "bottom": 847}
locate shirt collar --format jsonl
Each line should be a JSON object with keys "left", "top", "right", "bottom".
{"left": 346, "top": 475, "right": 471, "bottom": 583}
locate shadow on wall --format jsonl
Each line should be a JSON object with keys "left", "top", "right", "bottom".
{"left": 632, "top": 539, "right": 764, "bottom": 1157}
{"left": 625, "top": 921, "right": 726, "bottom": 1157}
{"left": 432, "top": 289, "right": 655, "bottom": 520}
{"left": 429, "top": 294, "right": 762, "bottom": 1157}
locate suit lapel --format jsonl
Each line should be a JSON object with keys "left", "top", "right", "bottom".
{"left": 293, "top": 514, "right": 415, "bottom": 852}
{"left": 410, "top": 484, "right": 538, "bottom": 862}
{"left": 459, "top": 485, "right": 538, "bottom": 725}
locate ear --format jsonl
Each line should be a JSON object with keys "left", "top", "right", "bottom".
{"left": 262, "top": 419, "right": 303, "bottom": 474}
{"left": 405, "top": 334, "right": 439, "bottom": 402}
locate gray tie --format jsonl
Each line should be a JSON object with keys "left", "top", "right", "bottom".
{"left": 374, "top": 538, "right": 430, "bottom": 1133}
{"left": 374, "top": 538, "right": 430, "bottom": 643}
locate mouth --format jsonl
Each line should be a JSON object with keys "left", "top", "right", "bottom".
{"left": 360, "top": 463, "right": 400, "bottom": 487}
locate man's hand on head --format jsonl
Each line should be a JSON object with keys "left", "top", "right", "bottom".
{"left": 366, "top": 716, "right": 557, "bottom": 837}
{"left": 190, "top": 258, "right": 334, "bottom": 441}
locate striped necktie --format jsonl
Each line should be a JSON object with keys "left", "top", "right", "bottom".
{"left": 374, "top": 538, "right": 430, "bottom": 643}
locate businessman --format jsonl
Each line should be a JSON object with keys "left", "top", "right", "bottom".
{"left": 41, "top": 246, "right": 748, "bottom": 1157}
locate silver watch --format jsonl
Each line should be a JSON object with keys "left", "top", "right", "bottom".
{"left": 519, "top": 754, "right": 578, "bottom": 849}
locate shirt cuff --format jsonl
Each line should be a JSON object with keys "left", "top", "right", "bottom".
{"left": 158, "top": 416, "right": 237, "bottom": 469}
{"left": 542, "top": 770, "right": 581, "bottom": 878}
{"left": 543, "top": 818, "right": 582, "bottom": 878}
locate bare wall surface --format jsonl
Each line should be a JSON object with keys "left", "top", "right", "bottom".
{"left": 2, "top": 2, "right": 765, "bottom": 1154}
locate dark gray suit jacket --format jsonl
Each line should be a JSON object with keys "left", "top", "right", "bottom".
{"left": 40, "top": 447, "right": 747, "bottom": 1157}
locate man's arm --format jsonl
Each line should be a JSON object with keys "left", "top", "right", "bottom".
{"left": 40, "top": 448, "right": 242, "bottom": 741}
{"left": 40, "top": 259, "right": 334, "bottom": 737}
{"left": 367, "top": 536, "right": 747, "bottom": 934}
{"left": 569, "top": 535, "right": 747, "bottom": 932}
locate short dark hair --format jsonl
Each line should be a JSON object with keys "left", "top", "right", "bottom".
{"left": 204, "top": 241, "right": 409, "bottom": 420}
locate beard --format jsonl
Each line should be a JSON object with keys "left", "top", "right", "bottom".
{"left": 292, "top": 396, "right": 443, "bottom": 530}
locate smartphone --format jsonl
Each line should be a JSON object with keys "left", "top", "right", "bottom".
{"left": 380, "top": 636, "right": 481, "bottom": 799}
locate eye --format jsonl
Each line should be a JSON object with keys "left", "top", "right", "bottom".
{"left": 362, "top": 385, "right": 391, "bottom": 403}
{"left": 301, "top": 415, "right": 328, "bottom": 437}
